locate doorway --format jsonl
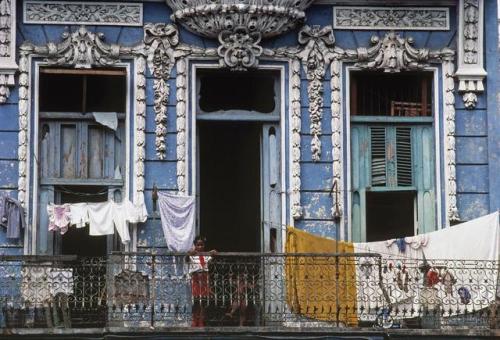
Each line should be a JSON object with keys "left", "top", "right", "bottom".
{"left": 198, "top": 121, "right": 261, "bottom": 252}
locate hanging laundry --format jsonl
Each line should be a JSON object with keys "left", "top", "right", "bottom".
{"left": 69, "top": 202, "right": 89, "bottom": 228}
{"left": 111, "top": 200, "right": 148, "bottom": 244}
{"left": 87, "top": 199, "right": 148, "bottom": 244}
{"left": 47, "top": 203, "right": 71, "bottom": 235}
{"left": 0, "top": 195, "right": 26, "bottom": 239}
{"left": 285, "top": 226, "right": 358, "bottom": 326}
{"left": 88, "top": 202, "right": 115, "bottom": 236}
{"left": 158, "top": 192, "right": 195, "bottom": 252}
{"left": 354, "top": 211, "right": 499, "bottom": 319}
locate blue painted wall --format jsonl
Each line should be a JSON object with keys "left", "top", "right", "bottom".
{"left": 1, "top": 1, "right": 499, "bottom": 255}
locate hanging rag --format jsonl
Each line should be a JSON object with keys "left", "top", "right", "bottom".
{"left": 158, "top": 192, "right": 196, "bottom": 252}
{"left": 47, "top": 204, "right": 71, "bottom": 235}
{"left": 285, "top": 226, "right": 358, "bottom": 326}
{"left": 69, "top": 202, "right": 89, "bottom": 228}
{"left": 0, "top": 196, "right": 26, "bottom": 239}
{"left": 0, "top": 193, "right": 7, "bottom": 228}
{"left": 92, "top": 112, "right": 118, "bottom": 130}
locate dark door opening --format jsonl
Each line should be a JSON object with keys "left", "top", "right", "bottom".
{"left": 366, "top": 191, "right": 415, "bottom": 242}
{"left": 199, "top": 122, "right": 261, "bottom": 252}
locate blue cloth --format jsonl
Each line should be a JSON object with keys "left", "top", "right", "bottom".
{"left": 395, "top": 238, "right": 406, "bottom": 253}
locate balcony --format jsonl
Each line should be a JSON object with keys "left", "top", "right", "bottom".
{"left": 0, "top": 253, "right": 498, "bottom": 336}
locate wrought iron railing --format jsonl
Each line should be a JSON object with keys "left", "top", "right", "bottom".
{"left": 0, "top": 253, "right": 498, "bottom": 330}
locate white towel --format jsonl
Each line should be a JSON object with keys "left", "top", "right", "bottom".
{"left": 158, "top": 192, "right": 196, "bottom": 252}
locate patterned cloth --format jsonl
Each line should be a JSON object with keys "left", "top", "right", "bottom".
{"left": 47, "top": 204, "right": 71, "bottom": 235}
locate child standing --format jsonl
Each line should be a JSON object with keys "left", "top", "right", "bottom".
{"left": 187, "top": 236, "right": 216, "bottom": 327}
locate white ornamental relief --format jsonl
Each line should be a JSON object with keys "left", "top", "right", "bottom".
{"left": 0, "top": 0, "right": 17, "bottom": 104}
{"left": 24, "top": 1, "right": 143, "bottom": 26}
{"left": 333, "top": 7, "right": 449, "bottom": 31}
{"left": 456, "top": 0, "right": 486, "bottom": 109}
{"left": 297, "top": 25, "right": 336, "bottom": 162}
{"left": 144, "top": 23, "right": 179, "bottom": 160}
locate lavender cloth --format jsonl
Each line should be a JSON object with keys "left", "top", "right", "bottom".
{"left": 158, "top": 192, "right": 196, "bottom": 252}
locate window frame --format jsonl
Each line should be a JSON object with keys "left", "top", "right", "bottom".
{"left": 31, "top": 63, "right": 132, "bottom": 255}
{"left": 346, "top": 66, "right": 443, "bottom": 242}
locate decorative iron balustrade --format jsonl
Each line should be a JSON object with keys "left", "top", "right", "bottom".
{"left": 0, "top": 253, "right": 498, "bottom": 329}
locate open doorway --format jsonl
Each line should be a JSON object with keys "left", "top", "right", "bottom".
{"left": 366, "top": 191, "right": 415, "bottom": 242}
{"left": 198, "top": 121, "right": 261, "bottom": 252}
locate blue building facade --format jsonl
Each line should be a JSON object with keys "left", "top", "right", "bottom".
{"left": 0, "top": 0, "right": 498, "bottom": 335}
{"left": 0, "top": 0, "right": 497, "bottom": 256}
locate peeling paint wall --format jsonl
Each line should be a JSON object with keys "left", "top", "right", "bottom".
{"left": 0, "top": 1, "right": 499, "bottom": 256}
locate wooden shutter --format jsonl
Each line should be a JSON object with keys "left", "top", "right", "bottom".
{"left": 369, "top": 126, "right": 413, "bottom": 188}
{"left": 370, "top": 127, "right": 386, "bottom": 186}
{"left": 396, "top": 127, "right": 412, "bottom": 186}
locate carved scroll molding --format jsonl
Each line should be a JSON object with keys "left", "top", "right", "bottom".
{"left": 456, "top": 0, "right": 486, "bottom": 109}
{"left": 330, "top": 57, "right": 342, "bottom": 222}
{"left": 23, "top": 1, "right": 143, "bottom": 26}
{"left": 0, "top": 0, "right": 17, "bottom": 104}
{"left": 175, "top": 58, "right": 187, "bottom": 193}
{"left": 290, "top": 59, "right": 302, "bottom": 219}
{"left": 17, "top": 26, "right": 146, "bottom": 208}
{"left": 297, "top": 26, "right": 336, "bottom": 162}
{"left": 217, "top": 27, "right": 263, "bottom": 71}
{"left": 443, "top": 60, "right": 460, "bottom": 222}
{"left": 333, "top": 7, "right": 450, "bottom": 31}
{"left": 144, "top": 24, "right": 179, "bottom": 160}
{"left": 135, "top": 56, "right": 147, "bottom": 205}
{"left": 343, "top": 32, "right": 459, "bottom": 223}
{"left": 348, "top": 32, "right": 454, "bottom": 72}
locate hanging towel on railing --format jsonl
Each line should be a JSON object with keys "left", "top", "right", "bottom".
{"left": 158, "top": 192, "right": 195, "bottom": 252}
{"left": 285, "top": 226, "right": 358, "bottom": 326}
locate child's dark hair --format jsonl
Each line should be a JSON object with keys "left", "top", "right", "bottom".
{"left": 194, "top": 235, "right": 207, "bottom": 245}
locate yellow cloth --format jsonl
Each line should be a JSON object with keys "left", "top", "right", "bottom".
{"left": 286, "top": 226, "right": 358, "bottom": 326}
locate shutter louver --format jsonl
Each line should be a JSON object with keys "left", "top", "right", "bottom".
{"left": 396, "top": 127, "right": 412, "bottom": 186}
{"left": 371, "top": 127, "right": 386, "bottom": 186}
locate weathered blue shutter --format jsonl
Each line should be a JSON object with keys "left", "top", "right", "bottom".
{"left": 261, "top": 124, "right": 281, "bottom": 252}
{"left": 351, "top": 124, "right": 435, "bottom": 241}
{"left": 413, "top": 126, "right": 436, "bottom": 233}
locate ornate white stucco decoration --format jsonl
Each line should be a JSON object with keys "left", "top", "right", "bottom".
{"left": 330, "top": 57, "right": 342, "bottom": 220}
{"left": 333, "top": 7, "right": 450, "bottom": 31}
{"left": 22, "top": 26, "right": 141, "bottom": 68}
{"left": 289, "top": 59, "right": 302, "bottom": 218}
{"left": 135, "top": 56, "right": 147, "bottom": 204}
{"left": 297, "top": 26, "right": 336, "bottom": 162}
{"left": 143, "top": 23, "right": 216, "bottom": 190}
{"left": 456, "top": 0, "right": 486, "bottom": 109}
{"left": 344, "top": 32, "right": 459, "bottom": 223}
{"left": 144, "top": 23, "right": 216, "bottom": 165}
{"left": 144, "top": 24, "right": 179, "bottom": 160}
{"left": 349, "top": 32, "right": 449, "bottom": 72}
{"left": 17, "top": 26, "right": 146, "bottom": 207}
{"left": 270, "top": 25, "right": 343, "bottom": 218}
{"left": 218, "top": 27, "right": 263, "bottom": 71}
{"left": 443, "top": 60, "right": 460, "bottom": 222}
{"left": 165, "top": 0, "right": 312, "bottom": 69}
{"left": 0, "top": 0, "right": 17, "bottom": 104}
{"left": 24, "top": 1, "right": 143, "bottom": 26}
